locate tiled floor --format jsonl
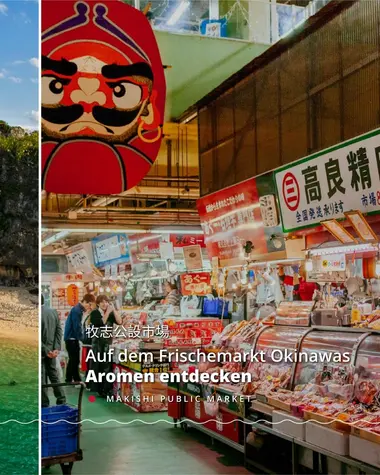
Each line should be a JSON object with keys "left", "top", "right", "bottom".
{"left": 42, "top": 388, "right": 252, "bottom": 475}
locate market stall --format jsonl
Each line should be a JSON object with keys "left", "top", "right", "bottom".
{"left": 167, "top": 159, "right": 380, "bottom": 474}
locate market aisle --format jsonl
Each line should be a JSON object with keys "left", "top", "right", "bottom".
{"left": 43, "top": 388, "right": 251, "bottom": 475}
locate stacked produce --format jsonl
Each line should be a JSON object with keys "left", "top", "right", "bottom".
{"left": 214, "top": 319, "right": 263, "bottom": 348}
{"left": 354, "top": 310, "right": 380, "bottom": 330}
{"left": 242, "top": 362, "right": 292, "bottom": 395}
{"left": 263, "top": 364, "right": 380, "bottom": 435}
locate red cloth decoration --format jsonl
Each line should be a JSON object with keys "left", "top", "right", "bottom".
{"left": 299, "top": 279, "right": 318, "bottom": 301}
{"left": 284, "top": 275, "right": 294, "bottom": 286}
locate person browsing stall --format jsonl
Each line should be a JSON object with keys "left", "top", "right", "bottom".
{"left": 90, "top": 295, "right": 122, "bottom": 397}
{"left": 41, "top": 295, "right": 66, "bottom": 407}
{"left": 64, "top": 293, "right": 95, "bottom": 383}
{"left": 164, "top": 281, "right": 181, "bottom": 306}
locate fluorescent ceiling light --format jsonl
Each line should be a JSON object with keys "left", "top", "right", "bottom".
{"left": 42, "top": 231, "right": 71, "bottom": 247}
{"left": 181, "top": 112, "right": 198, "bottom": 124}
{"left": 151, "top": 228, "right": 203, "bottom": 235}
{"left": 42, "top": 228, "right": 147, "bottom": 234}
{"left": 309, "top": 243, "right": 379, "bottom": 256}
{"left": 43, "top": 227, "right": 203, "bottom": 235}
{"left": 167, "top": 1, "right": 190, "bottom": 26}
{"left": 249, "top": 258, "right": 304, "bottom": 267}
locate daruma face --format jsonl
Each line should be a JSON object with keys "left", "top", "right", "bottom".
{"left": 41, "top": 0, "right": 166, "bottom": 194}
{"left": 41, "top": 45, "right": 156, "bottom": 141}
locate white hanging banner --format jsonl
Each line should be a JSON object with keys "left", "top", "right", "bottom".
{"left": 65, "top": 242, "right": 94, "bottom": 273}
{"left": 159, "top": 241, "right": 174, "bottom": 261}
{"left": 320, "top": 254, "right": 346, "bottom": 272}
{"left": 275, "top": 129, "right": 380, "bottom": 233}
{"left": 183, "top": 245, "right": 203, "bottom": 271}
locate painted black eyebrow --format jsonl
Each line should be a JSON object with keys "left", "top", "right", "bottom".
{"left": 102, "top": 62, "right": 153, "bottom": 81}
{"left": 42, "top": 56, "right": 77, "bottom": 76}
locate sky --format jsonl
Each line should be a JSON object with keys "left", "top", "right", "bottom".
{"left": 0, "top": 1, "right": 38, "bottom": 129}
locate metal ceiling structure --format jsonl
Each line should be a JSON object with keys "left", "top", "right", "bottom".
{"left": 41, "top": 121, "right": 202, "bottom": 250}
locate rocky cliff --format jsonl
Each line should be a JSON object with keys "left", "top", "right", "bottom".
{"left": 0, "top": 123, "right": 38, "bottom": 281}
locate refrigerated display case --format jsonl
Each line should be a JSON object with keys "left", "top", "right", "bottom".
{"left": 243, "top": 326, "right": 310, "bottom": 395}
{"left": 293, "top": 329, "right": 366, "bottom": 388}
{"left": 354, "top": 333, "right": 380, "bottom": 409}
{"left": 174, "top": 325, "right": 380, "bottom": 473}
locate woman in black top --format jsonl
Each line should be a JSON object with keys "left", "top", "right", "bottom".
{"left": 90, "top": 295, "right": 122, "bottom": 397}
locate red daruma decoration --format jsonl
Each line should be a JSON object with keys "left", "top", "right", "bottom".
{"left": 41, "top": 0, "right": 166, "bottom": 194}
{"left": 67, "top": 284, "right": 79, "bottom": 306}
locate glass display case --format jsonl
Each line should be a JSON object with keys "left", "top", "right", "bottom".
{"left": 243, "top": 326, "right": 309, "bottom": 395}
{"left": 355, "top": 333, "right": 380, "bottom": 406}
{"left": 293, "top": 329, "right": 364, "bottom": 389}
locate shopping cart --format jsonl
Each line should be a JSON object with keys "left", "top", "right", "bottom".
{"left": 41, "top": 382, "right": 84, "bottom": 474}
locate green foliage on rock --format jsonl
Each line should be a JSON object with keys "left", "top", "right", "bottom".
{"left": 0, "top": 123, "right": 38, "bottom": 276}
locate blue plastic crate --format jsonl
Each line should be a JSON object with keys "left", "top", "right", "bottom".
{"left": 42, "top": 405, "right": 79, "bottom": 457}
{"left": 42, "top": 405, "right": 78, "bottom": 436}
{"left": 42, "top": 429, "right": 78, "bottom": 458}
{"left": 202, "top": 298, "right": 229, "bottom": 318}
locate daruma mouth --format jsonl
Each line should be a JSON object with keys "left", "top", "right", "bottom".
{"left": 42, "top": 104, "right": 142, "bottom": 129}
{"left": 92, "top": 106, "right": 141, "bottom": 127}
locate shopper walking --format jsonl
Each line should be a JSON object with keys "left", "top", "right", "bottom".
{"left": 90, "top": 295, "right": 122, "bottom": 397}
{"left": 64, "top": 294, "right": 95, "bottom": 383}
{"left": 41, "top": 295, "right": 66, "bottom": 407}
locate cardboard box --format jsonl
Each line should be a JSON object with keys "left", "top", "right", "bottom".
{"left": 351, "top": 426, "right": 380, "bottom": 444}
{"left": 349, "top": 435, "right": 380, "bottom": 469}
{"left": 267, "top": 396, "right": 291, "bottom": 412}
{"left": 303, "top": 410, "right": 351, "bottom": 433}
{"left": 273, "top": 410, "right": 305, "bottom": 440}
{"left": 306, "top": 422, "right": 349, "bottom": 455}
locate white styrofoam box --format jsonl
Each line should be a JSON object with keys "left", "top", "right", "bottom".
{"left": 306, "top": 422, "right": 349, "bottom": 456}
{"left": 251, "top": 401, "right": 273, "bottom": 416}
{"left": 273, "top": 410, "right": 305, "bottom": 440}
{"left": 349, "top": 435, "right": 380, "bottom": 469}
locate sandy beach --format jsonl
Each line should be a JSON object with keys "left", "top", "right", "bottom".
{"left": 0, "top": 288, "right": 38, "bottom": 345}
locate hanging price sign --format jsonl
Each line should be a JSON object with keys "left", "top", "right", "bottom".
{"left": 66, "top": 284, "right": 79, "bottom": 306}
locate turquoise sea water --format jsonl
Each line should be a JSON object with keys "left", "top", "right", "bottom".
{"left": 0, "top": 339, "right": 38, "bottom": 475}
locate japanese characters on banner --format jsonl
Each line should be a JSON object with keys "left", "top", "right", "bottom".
{"left": 52, "top": 273, "right": 83, "bottom": 282}
{"left": 92, "top": 234, "right": 129, "bottom": 268}
{"left": 197, "top": 175, "right": 285, "bottom": 266}
{"left": 66, "top": 284, "right": 79, "bottom": 306}
{"left": 275, "top": 128, "right": 380, "bottom": 232}
{"left": 169, "top": 234, "right": 205, "bottom": 248}
{"left": 41, "top": 0, "right": 166, "bottom": 194}
{"left": 321, "top": 254, "right": 346, "bottom": 272}
{"left": 180, "top": 273, "right": 211, "bottom": 296}
{"left": 65, "top": 242, "right": 95, "bottom": 273}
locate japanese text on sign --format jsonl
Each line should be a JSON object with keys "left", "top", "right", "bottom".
{"left": 86, "top": 324, "right": 170, "bottom": 340}
{"left": 205, "top": 193, "right": 245, "bottom": 213}
{"left": 180, "top": 272, "right": 211, "bottom": 295}
{"left": 275, "top": 130, "right": 380, "bottom": 232}
{"left": 202, "top": 207, "right": 255, "bottom": 236}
